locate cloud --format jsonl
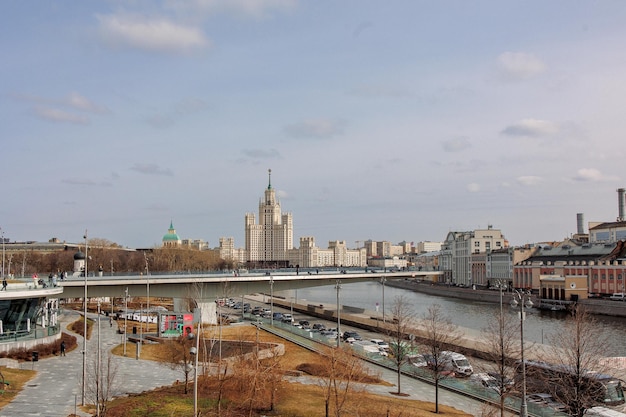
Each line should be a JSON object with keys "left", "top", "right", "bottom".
{"left": 467, "top": 183, "right": 480, "bottom": 192}
{"left": 130, "top": 163, "right": 174, "bottom": 176}
{"left": 572, "top": 168, "right": 619, "bottom": 182}
{"left": 346, "top": 85, "right": 413, "bottom": 98}
{"left": 501, "top": 119, "right": 559, "bottom": 137}
{"left": 61, "top": 178, "right": 113, "bottom": 186}
{"left": 353, "top": 21, "right": 374, "bottom": 38}
{"left": 497, "top": 52, "right": 546, "bottom": 80}
{"left": 165, "top": 0, "right": 297, "bottom": 19}
{"left": 174, "top": 97, "right": 208, "bottom": 114}
{"left": 442, "top": 137, "right": 471, "bottom": 152}
{"left": 14, "top": 92, "right": 107, "bottom": 115}
{"left": 284, "top": 119, "right": 346, "bottom": 139}
{"left": 35, "top": 107, "right": 90, "bottom": 125}
{"left": 517, "top": 176, "right": 543, "bottom": 186}
{"left": 145, "top": 98, "right": 209, "bottom": 128}
{"left": 97, "top": 14, "right": 210, "bottom": 53}
{"left": 65, "top": 92, "right": 108, "bottom": 113}
{"left": 241, "top": 149, "right": 281, "bottom": 159}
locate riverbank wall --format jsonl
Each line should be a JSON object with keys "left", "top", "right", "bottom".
{"left": 385, "top": 279, "right": 626, "bottom": 318}
{"left": 265, "top": 295, "right": 542, "bottom": 364}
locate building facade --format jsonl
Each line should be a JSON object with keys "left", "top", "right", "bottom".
{"left": 244, "top": 170, "right": 293, "bottom": 267}
{"left": 440, "top": 226, "right": 508, "bottom": 287}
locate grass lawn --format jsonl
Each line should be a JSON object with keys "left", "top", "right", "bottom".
{"left": 0, "top": 367, "right": 36, "bottom": 409}
{"left": 105, "top": 323, "right": 473, "bottom": 417}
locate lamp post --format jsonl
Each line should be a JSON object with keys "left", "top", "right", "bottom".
{"left": 511, "top": 289, "right": 533, "bottom": 417}
{"left": 123, "top": 287, "right": 128, "bottom": 356}
{"left": 82, "top": 230, "right": 88, "bottom": 406}
{"left": 380, "top": 276, "right": 387, "bottom": 323}
{"left": 96, "top": 300, "right": 101, "bottom": 417}
{"left": 335, "top": 280, "right": 341, "bottom": 348}
{"left": 269, "top": 275, "right": 274, "bottom": 326}
{"left": 190, "top": 310, "right": 202, "bottom": 416}
{"left": 1, "top": 227, "right": 5, "bottom": 281}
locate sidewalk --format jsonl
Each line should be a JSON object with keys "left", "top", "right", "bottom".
{"left": 0, "top": 310, "right": 180, "bottom": 417}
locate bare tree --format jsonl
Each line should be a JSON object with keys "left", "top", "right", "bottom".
{"left": 84, "top": 352, "right": 120, "bottom": 416}
{"left": 480, "top": 305, "right": 520, "bottom": 417}
{"left": 386, "top": 295, "right": 417, "bottom": 395}
{"left": 165, "top": 334, "right": 195, "bottom": 394}
{"left": 317, "top": 345, "right": 370, "bottom": 417}
{"left": 543, "top": 304, "right": 618, "bottom": 417}
{"left": 421, "top": 303, "right": 462, "bottom": 414}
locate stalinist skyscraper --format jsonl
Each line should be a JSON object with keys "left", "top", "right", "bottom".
{"left": 245, "top": 169, "right": 293, "bottom": 267}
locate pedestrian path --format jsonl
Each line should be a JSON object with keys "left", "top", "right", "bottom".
{"left": 0, "top": 309, "right": 180, "bottom": 417}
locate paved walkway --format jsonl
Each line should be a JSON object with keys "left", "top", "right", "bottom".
{"left": 0, "top": 307, "right": 510, "bottom": 417}
{"left": 0, "top": 310, "right": 180, "bottom": 417}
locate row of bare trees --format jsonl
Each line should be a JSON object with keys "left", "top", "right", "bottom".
{"left": 6, "top": 242, "right": 235, "bottom": 278}
{"left": 385, "top": 294, "right": 616, "bottom": 416}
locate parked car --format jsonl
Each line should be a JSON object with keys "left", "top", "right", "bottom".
{"left": 527, "top": 393, "right": 568, "bottom": 412}
{"left": 342, "top": 331, "right": 362, "bottom": 341}
{"left": 470, "top": 373, "right": 500, "bottom": 393}
{"left": 407, "top": 354, "right": 428, "bottom": 368}
{"left": 370, "top": 339, "right": 390, "bottom": 351}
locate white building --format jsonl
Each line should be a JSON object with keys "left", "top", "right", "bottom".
{"left": 218, "top": 237, "right": 246, "bottom": 264}
{"left": 440, "top": 226, "right": 507, "bottom": 286}
{"left": 245, "top": 169, "right": 293, "bottom": 267}
{"left": 222, "top": 170, "right": 366, "bottom": 268}
{"left": 416, "top": 241, "right": 442, "bottom": 253}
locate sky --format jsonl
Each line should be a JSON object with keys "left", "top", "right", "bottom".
{"left": 2, "top": 0, "right": 626, "bottom": 249}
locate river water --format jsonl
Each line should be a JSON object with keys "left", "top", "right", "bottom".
{"left": 276, "top": 281, "right": 626, "bottom": 356}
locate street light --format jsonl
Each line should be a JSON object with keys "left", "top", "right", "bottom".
{"left": 269, "top": 275, "right": 274, "bottom": 326}
{"left": 381, "top": 276, "right": 387, "bottom": 323}
{"left": 511, "top": 289, "right": 533, "bottom": 417}
{"left": 123, "top": 288, "right": 129, "bottom": 356}
{"left": 189, "top": 309, "right": 202, "bottom": 416}
{"left": 335, "top": 280, "right": 341, "bottom": 348}
{"left": 82, "top": 230, "right": 88, "bottom": 406}
{"left": 1, "top": 227, "right": 5, "bottom": 281}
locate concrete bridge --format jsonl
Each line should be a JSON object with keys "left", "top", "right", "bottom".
{"left": 58, "top": 270, "right": 442, "bottom": 300}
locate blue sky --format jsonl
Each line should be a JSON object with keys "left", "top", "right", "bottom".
{"left": 2, "top": 0, "right": 626, "bottom": 249}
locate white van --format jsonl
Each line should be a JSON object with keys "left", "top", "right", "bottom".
{"left": 440, "top": 351, "right": 473, "bottom": 376}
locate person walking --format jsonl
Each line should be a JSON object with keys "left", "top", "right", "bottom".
{"left": 60, "top": 340, "right": 66, "bottom": 357}
{"left": 1, "top": 278, "right": 7, "bottom": 291}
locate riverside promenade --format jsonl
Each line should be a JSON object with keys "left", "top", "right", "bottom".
{"left": 0, "top": 309, "right": 180, "bottom": 417}
{"left": 0, "top": 306, "right": 499, "bottom": 417}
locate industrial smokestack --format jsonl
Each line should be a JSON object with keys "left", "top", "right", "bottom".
{"left": 576, "top": 213, "right": 584, "bottom": 234}
{"left": 618, "top": 188, "right": 625, "bottom": 222}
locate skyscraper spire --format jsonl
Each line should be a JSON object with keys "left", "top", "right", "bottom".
{"left": 268, "top": 168, "right": 272, "bottom": 190}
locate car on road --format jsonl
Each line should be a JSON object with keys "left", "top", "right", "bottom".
{"left": 370, "top": 339, "right": 390, "bottom": 351}
{"left": 470, "top": 373, "right": 500, "bottom": 393}
{"left": 298, "top": 320, "right": 311, "bottom": 329}
{"left": 527, "top": 393, "right": 568, "bottom": 412}
{"left": 281, "top": 313, "right": 293, "bottom": 323}
{"left": 407, "top": 354, "right": 428, "bottom": 368}
{"left": 342, "top": 331, "right": 362, "bottom": 341}
{"left": 312, "top": 323, "right": 326, "bottom": 331}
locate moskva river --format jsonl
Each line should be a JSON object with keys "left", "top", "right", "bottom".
{"left": 277, "top": 281, "right": 626, "bottom": 356}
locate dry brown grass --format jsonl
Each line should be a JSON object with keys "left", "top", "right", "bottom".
{"left": 104, "top": 323, "right": 473, "bottom": 416}
{"left": 0, "top": 367, "right": 36, "bottom": 409}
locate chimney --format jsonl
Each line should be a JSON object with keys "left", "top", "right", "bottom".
{"left": 576, "top": 213, "right": 584, "bottom": 234}
{"left": 618, "top": 188, "right": 625, "bottom": 222}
